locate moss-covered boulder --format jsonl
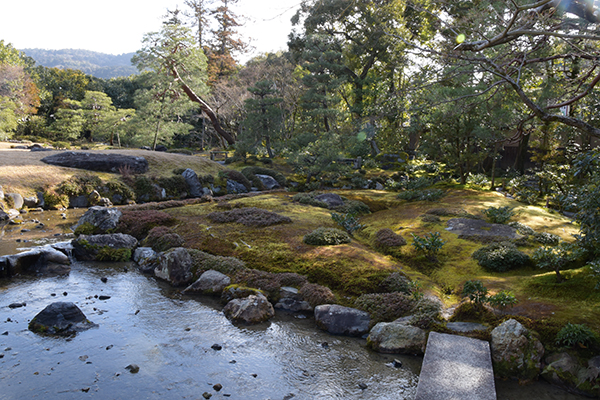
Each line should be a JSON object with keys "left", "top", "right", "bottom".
{"left": 491, "top": 319, "right": 544, "bottom": 382}
{"left": 71, "top": 233, "right": 137, "bottom": 262}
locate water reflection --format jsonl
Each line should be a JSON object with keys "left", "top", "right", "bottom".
{"left": 0, "top": 262, "right": 419, "bottom": 400}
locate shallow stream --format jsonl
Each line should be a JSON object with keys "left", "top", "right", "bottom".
{"left": 0, "top": 210, "right": 591, "bottom": 400}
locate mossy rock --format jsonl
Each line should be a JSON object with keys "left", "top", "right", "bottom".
{"left": 221, "top": 284, "right": 265, "bottom": 304}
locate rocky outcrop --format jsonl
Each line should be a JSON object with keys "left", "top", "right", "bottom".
{"left": 182, "top": 168, "right": 203, "bottom": 197}
{"left": 153, "top": 247, "right": 194, "bottom": 287}
{"left": 223, "top": 293, "right": 275, "bottom": 324}
{"left": 367, "top": 320, "right": 428, "bottom": 354}
{"left": 72, "top": 206, "right": 122, "bottom": 234}
{"left": 183, "top": 270, "right": 231, "bottom": 295}
{"left": 255, "top": 174, "right": 280, "bottom": 190}
{"left": 0, "top": 244, "right": 71, "bottom": 277}
{"left": 541, "top": 353, "right": 600, "bottom": 398}
{"left": 490, "top": 319, "right": 544, "bottom": 381}
{"left": 41, "top": 151, "right": 149, "bottom": 173}
{"left": 71, "top": 233, "right": 137, "bottom": 261}
{"left": 314, "top": 304, "right": 370, "bottom": 336}
{"left": 447, "top": 218, "right": 521, "bottom": 242}
{"left": 314, "top": 193, "right": 344, "bottom": 209}
{"left": 29, "top": 302, "right": 97, "bottom": 335}
{"left": 226, "top": 180, "right": 249, "bottom": 194}
{"left": 274, "top": 286, "right": 312, "bottom": 312}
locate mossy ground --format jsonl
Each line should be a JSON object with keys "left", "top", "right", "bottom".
{"left": 165, "top": 187, "right": 598, "bottom": 335}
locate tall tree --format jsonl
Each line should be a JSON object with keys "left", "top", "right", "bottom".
{"left": 242, "top": 80, "right": 283, "bottom": 158}
{"left": 184, "top": 0, "right": 215, "bottom": 48}
{"left": 206, "top": 0, "right": 247, "bottom": 84}
{"left": 133, "top": 16, "right": 236, "bottom": 145}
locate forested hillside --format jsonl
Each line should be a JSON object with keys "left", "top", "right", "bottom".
{"left": 21, "top": 48, "right": 137, "bottom": 78}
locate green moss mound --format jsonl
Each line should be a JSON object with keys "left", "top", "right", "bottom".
{"left": 303, "top": 227, "right": 351, "bottom": 246}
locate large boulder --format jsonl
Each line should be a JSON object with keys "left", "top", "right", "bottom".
{"left": 490, "top": 319, "right": 544, "bottom": 381}
{"left": 541, "top": 353, "right": 600, "bottom": 397}
{"left": 153, "top": 247, "right": 194, "bottom": 286}
{"left": 5, "top": 193, "right": 24, "bottom": 210}
{"left": 183, "top": 270, "right": 231, "bottom": 295}
{"left": 72, "top": 206, "right": 122, "bottom": 234}
{"left": 314, "top": 193, "right": 344, "bottom": 209}
{"left": 133, "top": 247, "right": 158, "bottom": 273}
{"left": 41, "top": 151, "right": 149, "bottom": 173}
{"left": 28, "top": 302, "right": 97, "bottom": 335}
{"left": 226, "top": 180, "right": 249, "bottom": 194}
{"left": 23, "top": 196, "right": 39, "bottom": 208}
{"left": 223, "top": 293, "right": 275, "bottom": 324}
{"left": 314, "top": 304, "right": 370, "bottom": 336}
{"left": 367, "top": 320, "right": 428, "bottom": 354}
{"left": 0, "top": 244, "right": 71, "bottom": 277}
{"left": 71, "top": 233, "right": 137, "bottom": 262}
{"left": 182, "top": 168, "right": 203, "bottom": 198}
{"left": 274, "top": 286, "right": 312, "bottom": 312}
{"left": 255, "top": 174, "right": 281, "bottom": 190}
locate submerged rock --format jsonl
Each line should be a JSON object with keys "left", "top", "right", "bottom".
{"left": 0, "top": 244, "right": 71, "bottom": 277}
{"left": 28, "top": 302, "right": 97, "bottom": 336}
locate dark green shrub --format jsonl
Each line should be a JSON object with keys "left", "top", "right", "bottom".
{"left": 73, "top": 222, "right": 96, "bottom": 236}
{"left": 219, "top": 170, "right": 252, "bottom": 190}
{"left": 207, "top": 207, "right": 292, "bottom": 227}
{"left": 134, "top": 176, "right": 157, "bottom": 199}
{"left": 487, "top": 291, "right": 518, "bottom": 311}
{"left": 156, "top": 175, "right": 189, "bottom": 198}
{"left": 378, "top": 272, "right": 411, "bottom": 294}
{"left": 462, "top": 280, "right": 488, "bottom": 304}
{"left": 483, "top": 206, "right": 514, "bottom": 224}
{"left": 555, "top": 323, "right": 598, "bottom": 348}
{"left": 43, "top": 189, "right": 69, "bottom": 210}
{"left": 354, "top": 292, "right": 415, "bottom": 325}
{"left": 241, "top": 166, "right": 287, "bottom": 188}
{"left": 57, "top": 174, "right": 102, "bottom": 197}
{"left": 410, "top": 297, "right": 442, "bottom": 329}
{"left": 142, "top": 226, "right": 185, "bottom": 252}
{"left": 533, "top": 232, "right": 561, "bottom": 246}
{"left": 472, "top": 242, "right": 530, "bottom": 272}
{"left": 397, "top": 189, "right": 444, "bottom": 202}
{"left": 331, "top": 212, "right": 365, "bottom": 235}
{"left": 508, "top": 221, "right": 535, "bottom": 236}
{"left": 292, "top": 192, "right": 328, "bottom": 208}
{"left": 116, "top": 209, "right": 177, "bottom": 239}
{"left": 106, "top": 180, "right": 135, "bottom": 203}
{"left": 299, "top": 283, "right": 336, "bottom": 307}
{"left": 411, "top": 232, "right": 446, "bottom": 259}
{"left": 333, "top": 199, "right": 371, "bottom": 215}
{"left": 374, "top": 229, "right": 407, "bottom": 254}
{"left": 189, "top": 249, "right": 247, "bottom": 276}
{"left": 303, "top": 227, "right": 351, "bottom": 245}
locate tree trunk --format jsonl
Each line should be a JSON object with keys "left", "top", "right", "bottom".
{"left": 170, "top": 65, "right": 236, "bottom": 145}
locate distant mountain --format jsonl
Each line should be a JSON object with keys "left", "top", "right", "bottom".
{"left": 21, "top": 48, "right": 139, "bottom": 79}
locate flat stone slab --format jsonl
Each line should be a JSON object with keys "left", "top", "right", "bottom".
{"left": 446, "top": 218, "right": 520, "bottom": 241}
{"left": 416, "top": 332, "right": 496, "bottom": 400}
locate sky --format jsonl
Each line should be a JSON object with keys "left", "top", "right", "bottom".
{"left": 0, "top": 0, "right": 302, "bottom": 63}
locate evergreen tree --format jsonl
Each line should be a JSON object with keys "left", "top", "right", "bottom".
{"left": 241, "top": 80, "right": 283, "bottom": 158}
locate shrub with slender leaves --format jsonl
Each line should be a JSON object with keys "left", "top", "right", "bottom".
{"left": 483, "top": 206, "right": 514, "bottom": 224}
{"left": 555, "top": 323, "right": 598, "bottom": 348}
{"left": 331, "top": 212, "right": 365, "bottom": 235}
{"left": 462, "top": 280, "right": 488, "bottom": 304}
{"left": 472, "top": 242, "right": 530, "bottom": 272}
{"left": 411, "top": 232, "right": 446, "bottom": 259}
{"left": 487, "top": 291, "right": 518, "bottom": 311}
{"left": 397, "top": 189, "right": 445, "bottom": 202}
